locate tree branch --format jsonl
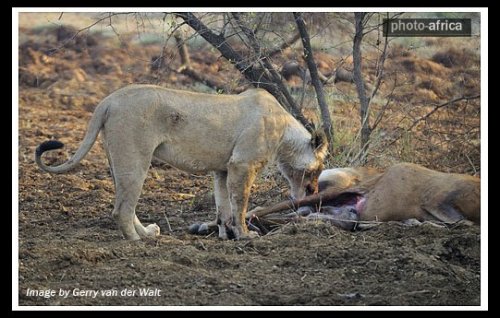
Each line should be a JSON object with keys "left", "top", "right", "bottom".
{"left": 407, "top": 95, "right": 481, "bottom": 132}
{"left": 176, "top": 12, "right": 313, "bottom": 129}
{"left": 174, "top": 32, "right": 191, "bottom": 67}
{"left": 231, "top": 13, "right": 311, "bottom": 129}
{"left": 387, "top": 95, "right": 481, "bottom": 147}
{"left": 47, "top": 12, "right": 132, "bottom": 54}
{"left": 371, "top": 77, "right": 397, "bottom": 132}
{"left": 175, "top": 13, "right": 268, "bottom": 84}
{"left": 368, "top": 13, "right": 390, "bottom": 104}
{"left": 353, "top": 12, "right": 371, "bottom": 160}
{"left": 294, "top": 12, "right": 333, "bottom": 143}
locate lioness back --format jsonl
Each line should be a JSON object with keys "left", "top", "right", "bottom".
{"left": 105, "top": 85, "right": 289, "bottom": 129}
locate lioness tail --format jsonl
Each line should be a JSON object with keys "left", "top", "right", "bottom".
{"left": 35, "top": 103, "right": 108, "bottom": 174}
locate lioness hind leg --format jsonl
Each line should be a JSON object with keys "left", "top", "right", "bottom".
{"left": 111, "top": 171, "right": 145, "bottom": 240}
{"left": 109, "top": 157, "right": 160, "bottom": 241}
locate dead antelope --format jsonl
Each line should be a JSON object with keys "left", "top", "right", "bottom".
{"left": 248, "top": 163, "right": 480, "bottom": 231}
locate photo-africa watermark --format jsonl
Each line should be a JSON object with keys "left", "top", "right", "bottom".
{"left": 383, "top": 18, "right": 472, "bottom": 37}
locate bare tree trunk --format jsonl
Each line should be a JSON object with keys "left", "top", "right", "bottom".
{"left": 176, "top": 12, "right": 312, "bottom": 130}
{"left": 353, "top": 12, "right": 371, "bottom": 161}
{"left": 172, "top": 31, "right": 228, "bottom": 92}
{"left": 294, "top": 12, "right": 333, "bottom": 144}
{"left": 174, "top": 32, "right": 191, "bottom": 67}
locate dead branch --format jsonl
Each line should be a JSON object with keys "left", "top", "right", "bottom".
{"left": 294, "top": 12, "right": 333, "bottom": 142}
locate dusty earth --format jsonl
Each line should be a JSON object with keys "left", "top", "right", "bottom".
{"left": 17, "top": 16, "right": 481, "bottom": 307}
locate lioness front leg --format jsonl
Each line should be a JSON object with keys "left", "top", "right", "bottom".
{"left": 213, "top": 171, "right": 232, "bottom": 239}
{"left": 187, "top": 171, "right": 230, "bottom": 237}
{"left": 226, "top": 160, "right": 262, "bottom": 239}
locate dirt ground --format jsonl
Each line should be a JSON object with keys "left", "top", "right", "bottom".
{"left": 17, "top": 15, "right": 481, "bottom": 307}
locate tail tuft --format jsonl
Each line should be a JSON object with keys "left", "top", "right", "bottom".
{"left": 36, "top": 140, "right": 64, "bottom": 157}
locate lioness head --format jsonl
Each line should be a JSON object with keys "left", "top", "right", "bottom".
{"left": 279, "top": 128, "right": 328, "bottom": 200}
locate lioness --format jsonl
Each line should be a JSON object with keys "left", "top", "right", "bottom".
{"left": 35, "top": 84, "right": 328, "bottom": 240}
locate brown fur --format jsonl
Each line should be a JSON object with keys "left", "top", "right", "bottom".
{"left": 252, "top": 163, "right": 480, "bottom": 229}
{"left": 318, "top": 166, "right": 380, "bottom": 190}
{"left": 358, "top": 163, "right": 480, "bottom": 223}
{"left": 319, "top": 163, "right": 480, "bottom": 224}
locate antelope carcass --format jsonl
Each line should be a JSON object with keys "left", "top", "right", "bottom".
{"left": 248, "top": 163, "right": 480, "bottom": 231}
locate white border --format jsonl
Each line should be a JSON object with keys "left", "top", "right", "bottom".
{"left": 13, "top": 7, "right": 488, "bottom": 311}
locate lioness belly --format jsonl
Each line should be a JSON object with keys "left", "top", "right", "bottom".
{"left": 153, "top": 143, "right": 230, "bottom": 173}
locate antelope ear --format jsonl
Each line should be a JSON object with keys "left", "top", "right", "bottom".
{"left": 311, "top": 128, "right": 328, "bottom": 156}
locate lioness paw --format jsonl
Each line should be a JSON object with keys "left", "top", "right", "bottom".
{"left": 145, "top": 223, "right": 161, "bottom": 238}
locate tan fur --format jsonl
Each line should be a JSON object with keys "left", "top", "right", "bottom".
{"left": 318, "top": 167, "right": 380, "bottom": 190}
{"left": 35, "top": 84, "right": 328, "bottom": 240}
{"left": 318, "top": 163, "right": 480, "bottom": 224}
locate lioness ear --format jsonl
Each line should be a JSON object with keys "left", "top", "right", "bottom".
{"left": 311, "top": 128, "right": 328, "bottom": 156}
